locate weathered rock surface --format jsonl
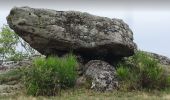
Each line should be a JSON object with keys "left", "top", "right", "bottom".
{"left": 85, "top": 60, "right": 118, "bottom": 91}
{"left": 0, "top": 58, "right": 34, "bottom": 73}
{"left": 145, "top": 51, "right": 170, "bottom": 65}
{"left": 7, "top": 7, "right": 137, "bottom": 60}
{"left": 0, "top": 68, "right": 23, "bottom": 96}
{"left": 0, "top": 57, "right": 36, "bottom": 96}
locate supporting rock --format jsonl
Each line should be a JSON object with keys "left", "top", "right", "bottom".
{"left": 85, "top": 60, "right": 118, "bottom": 91}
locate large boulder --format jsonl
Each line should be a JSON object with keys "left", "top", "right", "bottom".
{"left": 7, "top": 7, "right": 137, "bottom": 60}
{"left": 85, "top": 60, "right": 118, "bottom": 91}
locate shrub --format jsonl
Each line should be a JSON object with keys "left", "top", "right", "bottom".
{"left": 23, "top": 54, "right": 78, "bottom": 96}
{"left": 116, "top": 51, "right": 170, "bottom": 91}
{"left": 116, "top": 63, "right": 140, "bottom": 90}
{"left": 116, "top": 65, "right": 130, "bottom": 81}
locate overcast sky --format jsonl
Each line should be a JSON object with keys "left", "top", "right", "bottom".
{"left": 0, "top": 0, "right": 170, "bottom": 57}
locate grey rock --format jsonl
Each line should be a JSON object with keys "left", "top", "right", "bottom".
{"left": 0, "top": 60, "right": 32, "bottom": 72}
{"left": 7, "top": 7, "right": 136, "bottom": 60}
{"left": 85, "top": 60, "right": 118, "bottom": 91}
{"left": 75, "top": 76, "right": 87, "bottom": 88}
{"left": 0, "top": 60, "right": 3, "bottom": 65}
{"left": 145, "top": 51, "right": 170, "bottom": 65}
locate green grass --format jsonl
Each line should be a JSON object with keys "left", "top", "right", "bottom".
{"left": 1, "top": 52, "right": 170, "bottom": 99}
{"left": 1, "top": 88, "right": 170, "bottom": 100}
{"left": 0, "top": 65, "right": 170, "bottom": 100}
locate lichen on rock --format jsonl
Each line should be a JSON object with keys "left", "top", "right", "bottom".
{"left": 7, "top": 6, "right": 137, "bottom": 61}
{"left": 85, "top": 60, "right": 118, "bottom": 91}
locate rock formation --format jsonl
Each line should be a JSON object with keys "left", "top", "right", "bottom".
{"left": 6, "top": 6, "right": 139, "bottom": 92}
{"left": 7, "top": 7, "right": 137, "bottom": 61}
{"left": 85, "top": 60, "right": 118, "bottom": 91}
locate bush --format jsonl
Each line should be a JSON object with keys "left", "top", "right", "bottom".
{"left": 116, "top": 51, "right": 170, "bottom": 91}
{"left": 116, "top": 63, "right": 140, "bottom": 90}
{"left": 23, "top": 54, "right": 78, "bottom": 96}
{"left": 116, "top": 65, "right": 130, "bottom": 81}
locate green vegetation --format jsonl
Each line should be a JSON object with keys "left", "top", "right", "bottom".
{"left": 2, "top": 89, "right": 170, "bottom": 100}
{"left": 0, "top": 52, "right": 170, "bottom": 99}
{"left": 0, "top": 25, "right": 19, "bottom": 61}
{"left": 1, "top": 25, "right": 170, "bottom": 98}
{"left": 116, "top": 51, "right": 170, "bottom": 91}
{"left": 0, "top": 25, "right": 37, "bottom": 62}
{"left": 22, "top": 54, "right": 78, "bottom": 96}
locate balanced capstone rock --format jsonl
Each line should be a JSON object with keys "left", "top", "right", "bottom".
{"left": 7, "top": 7, "right": 137, "bottom": 60}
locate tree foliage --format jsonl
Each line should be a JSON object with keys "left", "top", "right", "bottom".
{"left": 0, "top": 25, "right": 38, "bottom": 63}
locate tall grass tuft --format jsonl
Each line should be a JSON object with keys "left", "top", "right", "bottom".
{"left": 116, "top": 51, "right": 170, "bottom": 91}
{"left": 23, "top": 54, "right": 78, "bottom": 96}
